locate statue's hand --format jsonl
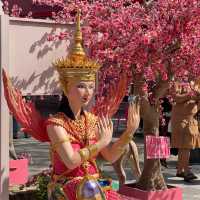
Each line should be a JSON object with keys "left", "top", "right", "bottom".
{"left": 97, "top": 115, "right": 113, "bottom": 147}
{"left": 126, "top": 99, "right": 140, "bottom": 135}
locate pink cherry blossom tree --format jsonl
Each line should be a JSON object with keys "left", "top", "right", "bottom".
{"left": 43, "top": 0, "right": 200, "bottom": 190}
{"left": 6, "top": 0, "right": 200, "bottom": 191}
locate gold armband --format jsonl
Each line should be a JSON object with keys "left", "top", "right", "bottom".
{"left": 79, "top": 148, "right": 89, "bottom": 162}
{"left": 51, "top": 138, "right": 70, "bottom": 152}
{"left": 87, "top": 144, "right": 99, "bottom": 158}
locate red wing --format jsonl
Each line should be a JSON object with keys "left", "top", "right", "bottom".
{"left": 92, "top": 73, "right": 128, "bottom": 117}
{"left": 2, "top": 69, "right": 49, "bottom": 142}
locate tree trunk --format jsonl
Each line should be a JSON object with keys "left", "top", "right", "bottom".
{"left": 135, "top": 97, "right": 167, "bottom": 190}
{"left": 136, "top": 130, "right": 167, "bottom": 190}
{"left": 136, "top": 157, "right": 166, "bottom": 190}
{"left": 130, "top": 62, "right": 171, "bottom": 190}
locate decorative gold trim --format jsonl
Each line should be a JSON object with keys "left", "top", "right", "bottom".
{"left": 53, "top": 9, "right": 101, "bottom": 88}
{"left": 88, "top": 143, "right": 99, "bottom": 158}
{"left": 79, "top": 148, "right": 89, "bottom": 162}
{"left": 46, "top": 112, "right": 97, "bottom": 144}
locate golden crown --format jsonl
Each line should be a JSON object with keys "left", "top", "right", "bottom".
{"left": 53, "top": 9, "right": 101, "bottom": 82}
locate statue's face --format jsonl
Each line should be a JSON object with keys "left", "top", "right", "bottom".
{"left": 67, "top": 80, "right": 96, "bottom": 107}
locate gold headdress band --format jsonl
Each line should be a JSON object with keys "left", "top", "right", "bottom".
{"left": 53, "top": 9, "right": 101, "bottom": 94}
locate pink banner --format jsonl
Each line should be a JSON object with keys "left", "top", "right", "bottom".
{"left": 146, "top": 136, "right": 170, "bottom": 159}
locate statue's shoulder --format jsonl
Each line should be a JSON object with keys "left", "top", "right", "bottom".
{"left": 45, "top": 112, "right": 66, "bottom": 127}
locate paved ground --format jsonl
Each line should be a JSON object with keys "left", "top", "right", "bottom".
{"left": 13, "top": 135, "right": 200, "bottom": 200}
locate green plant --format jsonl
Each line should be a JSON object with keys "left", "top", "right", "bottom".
{"left": 34, "top": 172, "right": 51, "bottom": 200}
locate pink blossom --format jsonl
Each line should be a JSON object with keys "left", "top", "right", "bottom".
{"left": 7, "top": 0, "right": 200, "bottom": 102}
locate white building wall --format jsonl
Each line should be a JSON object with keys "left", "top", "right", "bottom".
{"left": 9, "top": 17, "right": 72, "bottom": 95}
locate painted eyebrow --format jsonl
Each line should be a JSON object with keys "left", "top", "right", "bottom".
{"left": 77, "top": 82, "right": 86, "bottom": 86}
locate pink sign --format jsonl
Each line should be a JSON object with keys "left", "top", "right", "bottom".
{"left": 9, "top": 159, "right": 29, "bottom": 186}
{"left": 146, "top": 136, "right": 170, "bottom": 159}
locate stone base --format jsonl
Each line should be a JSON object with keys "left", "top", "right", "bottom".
{"left": 9, "top": 186, "right": 36, "bottom": 200}
{"left": 119, "top": 184, "right": 182, "bottom": 200}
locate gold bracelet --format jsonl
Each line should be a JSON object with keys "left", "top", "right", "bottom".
{"left": 79, "top": 148, "right": 89, "bottom": 162}
{"left": 116, "top": 146, "right": 126, "bottom": 154}
{"left": 120, "top": 133, "right": 133, "bottom": 146}
{"left": 51, "top": 138, "right": 70, "bottom": 152}
{"left": 87, "top": 144, "right": 99, "bottom": 158}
